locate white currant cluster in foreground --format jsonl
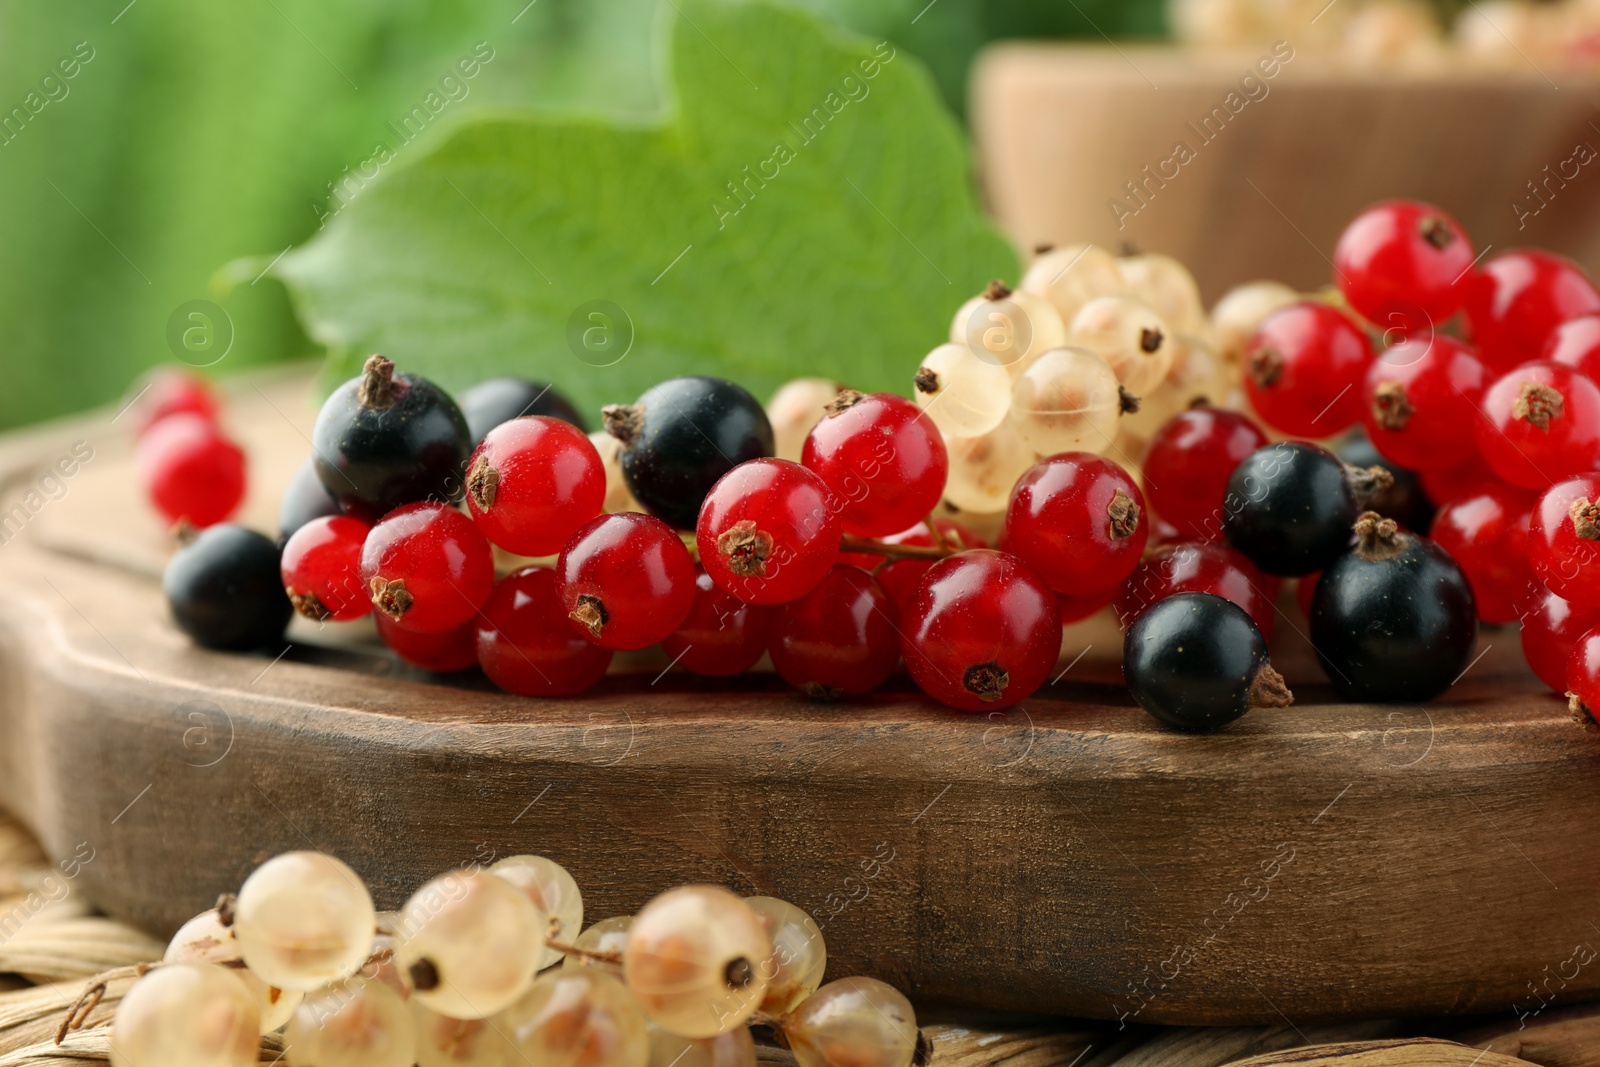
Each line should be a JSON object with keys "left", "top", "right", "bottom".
{"left": 106, "top": 851, "right": 919, "bottom": 1067}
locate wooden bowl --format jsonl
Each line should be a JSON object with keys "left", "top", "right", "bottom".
{"left": 972, "top": 45, "right": 1600, "bottom": 301}
{"left": 0, "top": 372, "right": 1591, "bottom": 1026}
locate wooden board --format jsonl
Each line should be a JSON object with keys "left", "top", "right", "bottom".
{"left": 0, "top": 372, "right": 1593, "bottom": 1027}
{"left": 972, "top": 47, "right": 1600, "bottom": 303}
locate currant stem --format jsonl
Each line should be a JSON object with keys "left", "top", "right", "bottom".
{"left": 544, "top": 937, "right": 623, "bottom": 966}
{"left": 839, "top": 535, "right": 958, "bottom": 562}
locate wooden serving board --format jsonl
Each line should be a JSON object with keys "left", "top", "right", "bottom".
{"left": 0, "top": 371, "right": 1593, "bottom": 1027}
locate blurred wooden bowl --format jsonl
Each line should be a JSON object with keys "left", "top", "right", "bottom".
{"left": 973, "top": 45, "right": 1600, "bottom": 302}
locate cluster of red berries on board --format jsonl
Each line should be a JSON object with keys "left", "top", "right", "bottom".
{"left": 139, "top": 199, "right": 1600, "bottom": 731}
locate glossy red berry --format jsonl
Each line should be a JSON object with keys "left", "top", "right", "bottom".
{"left": 1244, "top": 302, "right": 1374, "bottom": 437}
{"left": 659, "top": 568, "right": 773, "bottom": 678}
{"left": 465, "top": 416, "right": 605, "bottom": 557}
{"left": 900, "top": 550, "right": 1061, "bottom": 712}
{"left": 1005, "top": 453, "right": 1147, "bottom": 596}
{"left": 1474, "top": 361, "right": 1600, "bottom": 489}
{"left": 1333, "top": 200, "right": 1474, "bottom": 338}
{"left": 280, "top": 515, "right": 372, "bottom": 622}
{"left": 1429, "top": 484, "right": 1536, "bottom": 625}
{"left": 360, "top": 502, "right": 494, "bottom": 634}
{"left": 477, "top": 566, "right": 612, "bottom": 696}
{"left": 1529, "top": 473, "right": 1600, "bottom": 606}
{"left": 1057, "top": 586, "right": 1118, "bottom": 624}
{"left": 127, "top": 370, "right": 220, "bottom": 437}
{"left": 1114, "top": 541, "right": 1278, "bottom": 640}
{"left": 1568, "top": 627, "right": 1600, "bottom": 719}
{"left": 1141, "top": 403, "right": 1268, "bottom": 541}
{"left": 1466, "top": 249, "right": 1600, "bottom": 374}
{"left": 800, "top": 390, "right": 948, "bottom": 537}
{"left": 1360, "top": 336, "right": 1490, "bottom": 471}
{"left": 696, "top": 459, "right": 842, "bottom": 606}
{"left": 1545, "top": 313, "right": 1600, "bottom": 379}
{"left": 375, "top": 614, "right": 478, "bottom": 673}
{"left": 768, "top": 566, "right": 899, "bottom": 699}
{"left": 136, "top": 413, "right": 247, "bottom": 528}
{"left": 1418, "top": 452, "right": 1497, "bottom": 507}
{"left": 870, "top": 519, "right": 988, "bottom": 611}
{"left": 1522, "top": 586, "right": 1600, "bottom": 693}
{"left": 558, "top": 512, "right": 696, "bottom": 650}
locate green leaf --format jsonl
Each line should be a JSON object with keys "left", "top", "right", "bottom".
{"left": 273, "top": 0, "right": 1017, "bottom": 418}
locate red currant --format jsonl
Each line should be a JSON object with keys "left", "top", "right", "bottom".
{"left": 870, "top": 519, "right": 988, "bottom": 611}
{"left": 136, "top": 413, "right": 247, "bottom": 528}
{"left": 558, "top": 512, "right": 696, "bottom": 650}
{"left": 477, "top": 566, "right": 612, "bottom": 696}
{"left": 1057, "top": 586, "right": 1118, "bottom": 624}
{"left": 1529, "top": 473, "right": 1600, "bottom": 606}
{"left": 1570, "top": 626, "right": 1600, "bottom": 718}
{"left": 1005, "top": 453, "right": 1147, "bottom": 596}
{"left": 1244, "top": 301, "right": 1374, "bottom": 437}
{"left": 696, "top": 459, "right": 842, "bottom": 605}
{"left": 1360, "top": 336, "right": 1490, "bottom": 471}
{"left": 768, "top": 566, "right": 900, "bottom": 699}
{"left": 1466, "top": 249, "right": 1600, "bottom": 374}
{"left": 280, "top": 515, "right": 372, "bottom": 622}
{"left": 900, "top": 550, "right": 1061, "bottom": 712}
{"left": 1418, "top": 452, "right": 1498, "bottom": 506}
{"left": 1333, "top": 200, "right": 1474, "bottom": 338}
{"left": 465, "top": 416, "right": 605, "bottom": 557}
{"left": 361, "top": 502, "right": 494, "bottom": 633}
{"left": 1114, "top": 541, "right": 1278, "bottom": 639}
{"left": 800, "top": 391, "right": 947, "bottom": 537}
{"left": 1545, "top": 312, "right": 1600, "bottom": 379}
{"left": 1474, "top": 361, "right": 1600, "bottom": 489}
{"left": 127, "top": 369, "right": 220, "bottom": 437}
{"left": 375, "top": 613, "right": 478, "bottom": 673}
{"left": 1427, "top": 484, "right": 1536, "bottom": 624}
{"left": 1141, "top": 403, "right": 1268, "bottom": 541}
{"left": 1523, "top": 585, "right": 1600, "bottom": 693}
{"left": 659, "top": 567, "right": 773, "bottom": 678}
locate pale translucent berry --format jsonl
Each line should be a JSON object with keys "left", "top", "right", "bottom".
{"left": 648, "top": 1022, "right": 757, "bottom": 1067}
{"left": 564, "top": 915, "right": 634, "bottom": 970}
{"left": 165, "top": 909, "right": 302, "bottom": 1033}
{"left": 234, "top": 852, "right": 376, "bottom": 992}
{"left": 396, "top": 871, "right": 544, "bottom": 1019}
{"left": 948, "top": 281, "right": 1067, "bottom": 378}
{"left": 412, "top": 1001, "right": 515, "bottom": 1067}
{"left": 285, "top": 978, "right": 415, "bottom": 1067}
{"left": 110, "top": 962, "right": 259, "bottom": 1067}
{"left": 768, "top": 379, "right": 841, "bottom": 462}
{"left": 780, "top": 977, "right": 919, "bottom": 1067}
{"left": 1118, "top": 253, "right": 1206, "bottom": 335}
{"left": 745, "top": 896, "right": 827, "bottom": 1015}
{"left": 1008, "top": 347, "right": 1126, "bottom": 456}
{"left": 1210, "top": 280, "right": 1300, "bottom": 365}
{"left": 490, "top": 855, "right": 584, "bottom": 970}
{"left": 1068, "top": 295, "right": 1174, "bottom": 396}
{"left": 912, "top": 343, "right": 1012, "bottom": 438}
{"left": 1018, "top": 243, "right": 1126, "bottom": 324}
{"left": 590, "top": 431, "right": 644, "bottom": 514}
{"left": 501, "top": 969, "right": 649, "bottom": 1067}
{"left": 624, "top": 886, "right": 772, "bottom": 1038}
{"left": 942, "top": 420, "right": 1037, "bottom": 515}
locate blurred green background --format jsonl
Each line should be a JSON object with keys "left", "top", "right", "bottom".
{"left": 0, "top": 0, "right": 1165, "bottom": 431}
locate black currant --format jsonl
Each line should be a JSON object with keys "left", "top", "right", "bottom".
{"left": 1337, "top": 431, "right": 1435, "bottom": 534}
{"left": 277, "top": 457, "right": 340, "bottom": 550}
{"left": 459, "top": 376, "right": 587, "bottom": 444}
{"left": 164, "top": 525, "right": 292, "bottom": 651}
{"left": 311, "top": 355, "right": 471, "bottom": 521}
{"left": 1123, "top": 592, "right": 1293, "bottom": 732}
{"left": 1309, "top": 511, "right": 1478, "bottom": 702}
{"left": 1222, "top": 441, "right": 1392, "bottom": 576}
{"left": 603, "top": 376, "right": 774, "bottom": 530}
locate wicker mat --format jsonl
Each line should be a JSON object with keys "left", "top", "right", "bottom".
{"left": 0, "top": 812, "right": 1590, "bottom": 1067}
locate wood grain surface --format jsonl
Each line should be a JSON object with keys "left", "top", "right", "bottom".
{"left": 0, "top": 372, "right": 1593, "bottom": 1027}
{"left": 972, "top": 47, "right": 1600, "bottom": 302}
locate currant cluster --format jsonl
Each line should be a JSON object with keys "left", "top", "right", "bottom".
{"left": 100, "top": 848, "right": 920, "bottom": 1067}
{"left": 129, "top": 370, "right": 247, "bottom": 529}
